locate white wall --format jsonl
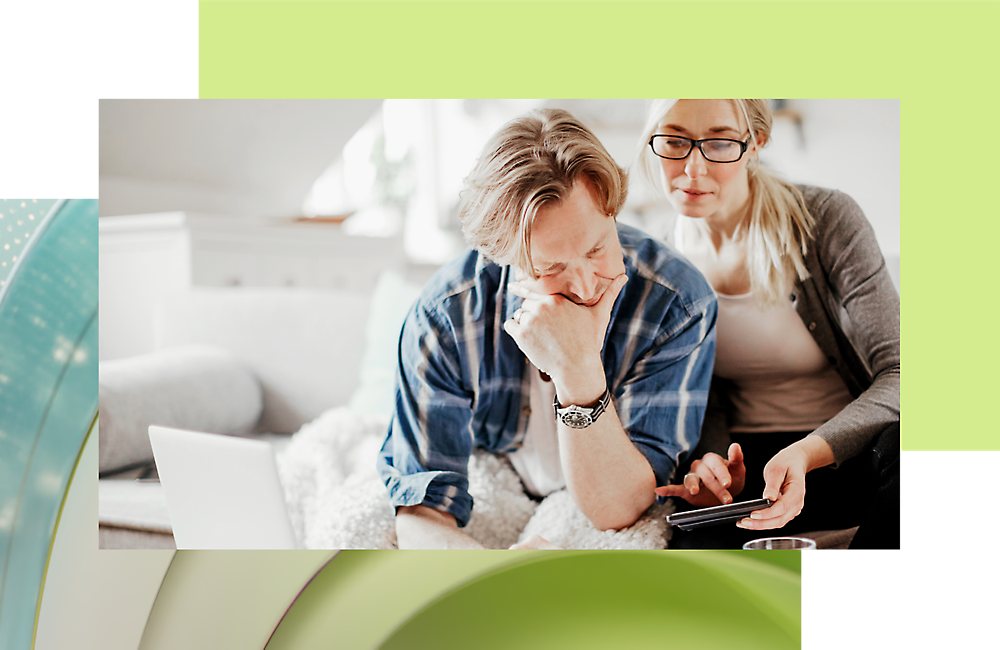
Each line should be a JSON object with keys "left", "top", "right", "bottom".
{"left": 98, "top": 213, "right": 192, "bottom": 361}
{"left": 99, "top": 175, "right": 279, "bottom": 222}
{"left": 765, "top": 99, "right": 900, "bottom": 257}
{"left": 99, "top": 99, "right": 381, "bottom": 219}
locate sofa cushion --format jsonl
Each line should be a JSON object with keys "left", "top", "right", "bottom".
{"left": 98, "top": 345, "right": 262, "bottom": 474}
{"left": 154, "top": 287, "right": 371, "bottom": 433}
{"left": 348, "top": 270, "right": 423, "bottom": 418}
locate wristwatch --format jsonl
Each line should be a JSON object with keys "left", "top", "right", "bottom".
{"left": 553, "top": 387, "right": 612, "bottom": 429}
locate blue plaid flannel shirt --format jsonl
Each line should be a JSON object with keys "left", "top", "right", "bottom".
{"left": 377, "top": 223, "right": 717, "bottom": 527}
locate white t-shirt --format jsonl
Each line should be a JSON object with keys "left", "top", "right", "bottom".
{"left": 507, "top": 366, "right": 566, "bottom": 497}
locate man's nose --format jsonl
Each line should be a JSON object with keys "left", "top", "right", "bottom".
{"left": 569, "top": 266, "right": 599, "bottom": 304}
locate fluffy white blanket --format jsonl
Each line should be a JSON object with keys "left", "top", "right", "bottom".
{"left": 276, "top": 407, "right": 673, "bottom": 550}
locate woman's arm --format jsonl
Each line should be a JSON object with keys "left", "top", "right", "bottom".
{"left": 800, "top": 187, "right": 900, "bottom": 465}
{"left": 734, "top": 188, "right": 899, "bottom": 531}
{"left": 668, "top": 189, "right": 899, "bottom": 525}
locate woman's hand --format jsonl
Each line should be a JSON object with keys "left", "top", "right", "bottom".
{"left": 736, "top": 435, "right": 835, "bottom": 531}
{"left": 655, "top": 443, "right": 746, "bottom": 508}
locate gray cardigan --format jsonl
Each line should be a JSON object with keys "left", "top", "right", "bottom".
{"left": 693, "top": 185, "right": 900, "bottom": 468}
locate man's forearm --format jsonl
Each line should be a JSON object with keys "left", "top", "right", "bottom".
{"left": 509, "top": 279, "right": 657, "bottom": 532}
{"left": 395, "top": 505, "right": 485, "bottom": 549}
{"left": 552, "top": 363, "right": 655, "bottom": 531}
{"left": 556, "top": 401, "right": 656, "bottom": 531}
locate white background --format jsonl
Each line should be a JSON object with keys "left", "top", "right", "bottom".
{"left": 1, "top": 1, "right": 989, "bottom": 648}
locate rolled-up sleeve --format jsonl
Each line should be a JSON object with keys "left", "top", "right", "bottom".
{"left": 614, "top": 290, "right": 717, "bottom": 487}
{"left": 376, "top": 298, "right": 478, "bottom": 527}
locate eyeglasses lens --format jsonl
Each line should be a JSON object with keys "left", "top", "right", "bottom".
{"left": 700, "top": 141, "right": 741, "bottom": 162}
{"left": 651, "top": 136, "right": 743, "bottom": 163}
{"left": 652, "top": 136, "right": 691, "bottom": 159}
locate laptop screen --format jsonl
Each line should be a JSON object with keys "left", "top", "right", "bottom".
{"left": 148, "top": 426, "right": 298, "bottom": 549}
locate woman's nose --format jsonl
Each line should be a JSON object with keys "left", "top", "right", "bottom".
{"left": 684, "top": 146, "right": 708, "bottom": 178}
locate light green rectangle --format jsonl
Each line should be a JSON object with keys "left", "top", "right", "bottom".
{"left": 200, "top": 1, "right": 1000, "bottom": 450}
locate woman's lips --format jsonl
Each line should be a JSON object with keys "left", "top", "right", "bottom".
{"left": 678, "top": 188, "right": 712, "bottom": 201}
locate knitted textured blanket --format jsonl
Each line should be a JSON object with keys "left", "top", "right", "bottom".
{"left": 276, "top": 407, "right": 672, "bottom": 549}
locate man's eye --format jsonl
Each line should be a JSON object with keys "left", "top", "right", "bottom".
{"left": 587, "top": 248, "right": 604, "bottom": 258}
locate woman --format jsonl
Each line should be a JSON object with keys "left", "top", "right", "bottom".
{"left": 640, "top": 99, "right": 899, "bottom": 549}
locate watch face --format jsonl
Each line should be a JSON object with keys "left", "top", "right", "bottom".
{"left": 561, "top": 410, "right": 594, "bottom": 429}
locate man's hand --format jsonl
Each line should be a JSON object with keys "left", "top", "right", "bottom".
{"left": 395, "top": 505, "right": 485, "bottom": 549}
{"left": 655, "top": 443, "right": 746, "bottom": 508}
{"left": 509, "top": 534, "right": 563, "bottom": 550}
{"left": 504, "top": 273, "right": 627, "bottom": 400}
{"left": 504, "top": 271, "right": 655, "bottom": 531}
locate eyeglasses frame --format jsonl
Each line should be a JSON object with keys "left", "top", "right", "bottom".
{"left": 647, "top": 134, "right": 752, "bottom": 164}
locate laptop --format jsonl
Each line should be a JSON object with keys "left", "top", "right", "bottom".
{"left": 148, "top": 425, "right": 299, "bottom": 549}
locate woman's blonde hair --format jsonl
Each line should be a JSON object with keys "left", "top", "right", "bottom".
{"left": 638, "top": 99, "right": 814, "bottom": 308}
{"left": 460, "top": 108, "right": 628, "bottom": 277}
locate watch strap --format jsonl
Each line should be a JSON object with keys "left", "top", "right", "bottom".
{"left": 553, "top": 386, "right": 611, "bottom": 429}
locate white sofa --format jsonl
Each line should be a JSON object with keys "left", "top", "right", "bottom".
{"left": 98, "top": 272, "right": 422, "bottom": 548}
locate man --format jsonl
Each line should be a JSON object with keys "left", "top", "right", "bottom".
{"left": 377, "top": 108, "right": 717, "bottom": 549}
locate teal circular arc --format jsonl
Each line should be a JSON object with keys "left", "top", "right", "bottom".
{"left": 0, "top": 199, "right": 98, "bottom": 649}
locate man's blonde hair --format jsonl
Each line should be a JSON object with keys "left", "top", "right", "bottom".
{"left": 460, "top": 108, "right": 628, "bottom": 278}
{"left": 638, "top": 99, "right": 815, "bottom": 308}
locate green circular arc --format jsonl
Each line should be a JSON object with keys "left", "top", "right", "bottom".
{"left": 377, "top": 552, "right": 799, "bottom": 650}
{"left": 265, "top": 550, "right": 799, "bottom": 650}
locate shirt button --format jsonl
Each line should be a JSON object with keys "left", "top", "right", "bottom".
{"left": 522, "top": 406, "right": 531, "bottom": 415}
{"left": 808, "top": 322, "right": 816, "bottom": 331}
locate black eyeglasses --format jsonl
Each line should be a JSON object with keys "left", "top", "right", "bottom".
{"left": 648, "top": 134, "right": 751, "bottom": 163}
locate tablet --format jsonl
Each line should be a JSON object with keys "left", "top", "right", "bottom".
{"left": 665, "top": 498, "right": 773, "bottom": 531}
